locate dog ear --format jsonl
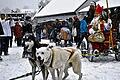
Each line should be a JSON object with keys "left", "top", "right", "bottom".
{"left": 46, "top": 44, "right": 53, "bottom": 49}
{"left": 46, "top": 45, "right": 53, "bottom": 51}
{"left": 46, "top": 46, "right": 53, "bottom": 51}
{"left": 49, "top": 46, "right": 53, "bottom": 49}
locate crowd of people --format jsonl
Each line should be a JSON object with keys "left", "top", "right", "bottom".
{"left": 0, "top": 1, "right": 114, "bottom": 61}
{"left": 0, "top": 14, "right": 33, "bottom": 61}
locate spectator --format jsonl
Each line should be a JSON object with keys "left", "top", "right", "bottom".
{"left": 60, "top": 21, "right": 71, "bottom": 47}
{"left": 77, "top": 16, "right": 88, "bottom": 49}
{"left": 14, "top": 21, "right": 23, "bottom": 46}
{"left": 67, "top": 17, "right": 73, "bottom": 45}
{"left": 41, "top": 28, "right": 47, "bottom": 39}
{"left": 23, "top": 16, "right": 32, "bottom": 36}
{"left": 87, "top": 1, "right": 96, "bottom": 24}
{"left": 73, "top": 16, "right": 80, "bottom": 45}
{"left": 9, "top": 16, "right": 15, "bottom": 47}
{"left": 66, "top": 18, "right": 73, "bottom": 32}
{"left": 35, "top": 23, "right": 42, "bottom": 41}
{"left": 0, "top": 21, "right": 3, "bottom": 60}
{"left": 55, "top": 19, "right": 62, "bottom": 32}
{"left": 0, "top": 14, "right": 12, "bottom": 60}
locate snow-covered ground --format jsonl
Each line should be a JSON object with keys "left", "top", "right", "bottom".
{"left": 0, "top": 39, "right": 120, "bottom": 80}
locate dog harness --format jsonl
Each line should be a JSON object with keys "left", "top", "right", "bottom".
{"left": 64, "top": 48, "right": 75, "bottom": 60}
{"left": 46, "top": 48, "right": 75, "bottom": 68}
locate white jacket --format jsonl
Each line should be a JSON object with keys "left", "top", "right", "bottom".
{"left": 0, "top": 20, "right": 11, "bottom": 36}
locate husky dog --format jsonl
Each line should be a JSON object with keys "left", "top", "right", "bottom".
{"left": 36, "top": 46, "right": 82, "bottom": 80}
{"left": 23, "top": 33, "right": 49, "bottom": 80}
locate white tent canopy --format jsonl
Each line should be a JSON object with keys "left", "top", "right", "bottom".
{"left": 34, "top": 0, "right": 86, "bottom": 17}
{"left": 79, "top": 0, "right": 120, "bottom": 12}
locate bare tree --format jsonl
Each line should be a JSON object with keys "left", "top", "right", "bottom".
{"left": 1, "top": 7, "right": 11, "bottom": 13}
{"left": 38, "top": 0, "right": 51, "bottom": 12}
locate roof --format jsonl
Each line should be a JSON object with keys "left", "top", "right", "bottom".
{"left": 34, "top": 0, "right": 86, "bottom": 17}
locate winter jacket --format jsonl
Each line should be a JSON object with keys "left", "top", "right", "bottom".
{"left": 14, "top": 22, "right": 23, "bottom": 38}
{"left": 80, "top": 19, "right": 88, "bottom": 33}
{"left": 0, "top": 20, "right": 11, "bottom": 36}
{"left": 0, "top": 22, "right": 4, "bottom": 35}
{"left": 23, "top": 21, "right": 32, "bottom": 35}
{"left": 73, "top": 20, "right": 80, "bottom": 36}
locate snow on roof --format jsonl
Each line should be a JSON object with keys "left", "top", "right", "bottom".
{"left": 79, "top": 6, "right": 90, "bottom": 12}
{"left": 79, "top": 0, "right": 120, "bottom": 12}
{"left": 35, "top": 0, "right": 86, "bottom": 17}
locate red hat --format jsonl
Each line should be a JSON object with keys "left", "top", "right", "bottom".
{"left": 95, "top": 4, "right": 103, "bottom": 14}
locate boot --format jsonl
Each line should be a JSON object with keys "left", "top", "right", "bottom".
{"left": 0, "top": 56, "right": 3, "bottom": 61}
{"left": 4, "top": 51, "right": 9, "bottom": 56}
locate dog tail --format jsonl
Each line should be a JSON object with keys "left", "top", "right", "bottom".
{"left": 75, "top": 49, "right": 82, "bottom": 58}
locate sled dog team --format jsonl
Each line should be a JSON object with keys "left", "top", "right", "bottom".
{"left": 24, "top": 35, "right": 82, "bottom": 80}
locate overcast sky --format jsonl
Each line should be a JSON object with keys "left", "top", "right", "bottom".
{"left": 0, "top": 0, "right": 39, "bottom": 10}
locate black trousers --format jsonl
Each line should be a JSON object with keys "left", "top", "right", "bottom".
{"left": 16, "top": 38, "right": 22, "bottom": 47}
{"left": 9, "top": 36, "right": 13, "bottom": 47}
{"left": 77, "top": 32, "right": 88, "bottom": 49}
{"left": 0, "top": 36, "right": 9, "bottom": 55}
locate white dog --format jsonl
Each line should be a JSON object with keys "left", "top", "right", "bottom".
{"left": 36, "top": 46, "right": 82, "bottom": 80}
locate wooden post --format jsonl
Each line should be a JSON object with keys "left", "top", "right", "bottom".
{"left": 106, "top": 0, "right": 113, "bottom": 48}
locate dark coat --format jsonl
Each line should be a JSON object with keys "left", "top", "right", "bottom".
{"left": 73, "top": 20, "right": 80, "bottom": 36}
{"left": 23, "top": 22, "right": 32, "bottom": 35}
{"left": 0, "top": 22, "right": 4, "bottom": 35}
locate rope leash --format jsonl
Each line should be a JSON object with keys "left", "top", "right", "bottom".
{"left": 80, "top": 52, "right": 112, "bottom": 56}
{"left": 9, "top": 68, "right": 42, "bottom": 80}
{"left": 80, "top": 53, "right": 99, "bottom": 56}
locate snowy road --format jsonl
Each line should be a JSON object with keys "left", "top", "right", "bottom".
{"left": 0, "top": 45, "right": 120, "bottom": 80}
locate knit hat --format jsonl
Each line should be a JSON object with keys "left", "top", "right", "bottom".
{"left": 95, "top": 4, "right": 103, "bottom": 14}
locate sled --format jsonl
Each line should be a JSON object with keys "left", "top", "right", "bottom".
{"left": 87, "top": 28, "right": 120, "bottom": 62}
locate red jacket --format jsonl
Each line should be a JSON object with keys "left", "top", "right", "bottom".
{"left": 14, "top": 22, "right": 23, "bottom": 38}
